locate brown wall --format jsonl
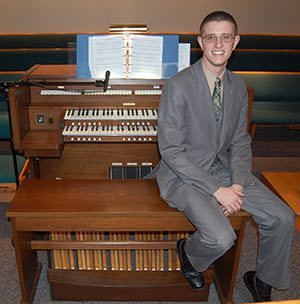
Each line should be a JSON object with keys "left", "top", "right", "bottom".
{"left": 1, "top": 0, "right": 299, "bottom": 34}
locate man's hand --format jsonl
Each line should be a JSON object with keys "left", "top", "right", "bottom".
{"left": 213, "top": 185, "right": 244, "bottom": 216}
{"left": 231, "top": 184, "right": 244, "bottom": 193}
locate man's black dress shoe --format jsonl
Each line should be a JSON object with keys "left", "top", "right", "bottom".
{"left": 176, "top": 238, "right": 204, "bottom": 290}
{"left": 243, "top": 271, "right": 272, "bottom": 302}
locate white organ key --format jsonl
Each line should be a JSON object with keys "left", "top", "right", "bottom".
{"left": 41, "top": 89, "right": 133, "bottom": 96}
{"left": 41, "top": 90, "right": 81, "bottom": 96}
{"left": 64, "top": 108, "right": 158, "bottom": 121}
{"left": 63, "top": 125, "right": 157, "bottom": 137}
{"left": 84, "top": 89, "right": 132, "bottom": 96}
{"left": 134, "top": 89, "right": 162, "bottom": 96}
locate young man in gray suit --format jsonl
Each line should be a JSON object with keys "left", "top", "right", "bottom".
{"left": 154, "top": 11, "right": 295, "bottom": 302}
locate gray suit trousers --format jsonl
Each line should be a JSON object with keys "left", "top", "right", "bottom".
{"left": 182, "top": 164, "right": 295, "bottom": 290}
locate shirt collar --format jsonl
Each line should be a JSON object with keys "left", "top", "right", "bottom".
{"left": 202, "top": 61, "right": 225, "bottom": 94}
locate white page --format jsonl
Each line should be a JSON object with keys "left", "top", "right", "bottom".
{"left": 129, "top": 35, "right": 163, "bottom": 79}
{"left": 178, "top": 43, "right": 191, "bottom": 72}
{"left": 88, "top": 35, "right": 125, "bottom": 79}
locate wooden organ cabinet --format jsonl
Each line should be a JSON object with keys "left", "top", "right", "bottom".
{"left": 7, "top": 65, "right": 251, "bottom": 304}
{"left": 9, "top": 64, "right": 161, "bottom": 179}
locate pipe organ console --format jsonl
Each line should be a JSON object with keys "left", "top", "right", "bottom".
{"left": 8, "top": 64, "right": 252, "bottom": 303}
{"left": 9, "top": 65, "right": 162, "bottom": 179}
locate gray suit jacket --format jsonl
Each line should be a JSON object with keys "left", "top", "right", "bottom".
{"left": 152, "top": 59, "right": 254, "bottom": 211}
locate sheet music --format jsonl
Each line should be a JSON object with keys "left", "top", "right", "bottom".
{"left": 88, "top": 34, "right": 163, "bottom": 79}
{"left": 178, "top": 43, "right": 191, "bottom": 71}
{"left": 128, "top": 35, "right": 163, "bottom": 79}
{"left": 89, "top": 35, "right": 125, "bottom": 79}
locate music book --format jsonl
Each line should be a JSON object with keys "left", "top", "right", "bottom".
{"left": 76, "top": 34, "right": 179, "bottom": 79}
{"left": 88, "top": 34, "right": 163, "bottom": 79}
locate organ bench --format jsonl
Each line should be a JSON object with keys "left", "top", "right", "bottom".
{"left": 6, "top": 179, "right": 250, "bottom": 304}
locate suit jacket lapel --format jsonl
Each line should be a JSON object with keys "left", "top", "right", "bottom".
{"left": 192, "top": 61, "right": 218, "bottom": 139}
{"left": 219, "top": 71, "right": 235, "bottom": 148}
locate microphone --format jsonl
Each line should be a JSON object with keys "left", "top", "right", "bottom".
{"left": 103, "top": 70, "right": 110, "bottom": 92}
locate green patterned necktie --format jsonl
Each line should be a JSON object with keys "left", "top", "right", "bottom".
{"left": 212, "top": 77, "right": 222, "bottom": 114}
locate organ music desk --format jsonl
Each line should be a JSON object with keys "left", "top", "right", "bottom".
{"left": 7, "top": 179, "right": 250, "bottom": 304}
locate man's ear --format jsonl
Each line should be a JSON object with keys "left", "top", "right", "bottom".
{"left": 197, "top": 36, "right": 204, "bottom": 50}
{"left": 232, "top": 35, "right": 240, "bottom": 50}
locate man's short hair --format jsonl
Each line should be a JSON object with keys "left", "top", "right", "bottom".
{"left": 200, "top": 11, "right": 238, "bottom": 35}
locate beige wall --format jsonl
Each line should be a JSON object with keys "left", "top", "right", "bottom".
{"left": 1, "top": 0, "right": 299, "bottom": 34}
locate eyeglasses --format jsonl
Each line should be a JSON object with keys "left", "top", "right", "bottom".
{"left": 202, "top": 33, "right": 235, "bottom": 43}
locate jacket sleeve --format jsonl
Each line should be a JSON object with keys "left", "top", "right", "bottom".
{"left": 229, "top": 83, "right": 252, "bottom": 186}
{"left": 158, "top": 79, "right": 220, "bottom": 195}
